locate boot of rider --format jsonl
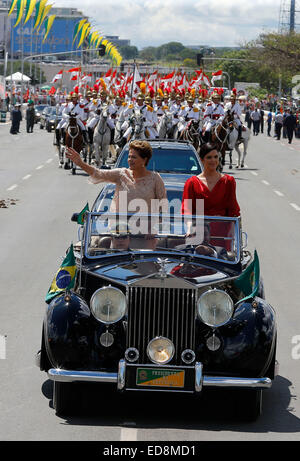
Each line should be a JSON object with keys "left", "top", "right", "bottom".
{"left": 82, "top": 129, "right": 89, "bottom": 146}
{"left": 55, "top": 128, "right": 60, "bottom": 146}
{"left": 88, "top": 127, "right": 94, "bottom": 144}
{"left": 119, "top": 136, "right": 127, "bottom": 149}
{"left": 61, "top": 129, "right": 66, "bottom": 145}
{"left": 238, "top": 125, "right": 242, "bottom": 141}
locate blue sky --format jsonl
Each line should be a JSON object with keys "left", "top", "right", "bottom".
{"left": 55, "top": 0, "right": 281, "bottom": 49}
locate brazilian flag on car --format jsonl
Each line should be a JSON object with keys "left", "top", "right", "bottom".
{"left": 45, "top": 244, "right": 77, "bottom": 303}
{"left": 234, "top": 249, "right": 260, "bottom": 303}
{"left": 77, "top": 202, "right": 89, "bottom": 225}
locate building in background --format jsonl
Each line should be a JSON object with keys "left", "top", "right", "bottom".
{"left": 104, "top": 35, "right": 130, "bottom": 48}
{"left": 0, "top": 4, "right": 88, "bottom": 58}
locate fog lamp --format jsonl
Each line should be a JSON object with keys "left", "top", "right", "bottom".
{"left": 147, "top": 337, "right": 174, "bottom": 365}
{"left": 100, "top": 331, "right": 114, "bottom": 347}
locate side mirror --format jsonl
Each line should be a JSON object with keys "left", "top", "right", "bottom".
{"left": 71, "top": 212, "right": 79, "bottom": 222}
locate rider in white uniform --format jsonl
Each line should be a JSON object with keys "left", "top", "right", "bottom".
{"left": 203, "top": 92, "right": 225, "bottom": 142}
{"left": 224, "top": 91, "right": 243, "bottom": 140}
{"left": 177, "top": 96, "right": 200, "bottom": 134}
{"left": 55, "top": 94, "right": 71, "bottom": 145}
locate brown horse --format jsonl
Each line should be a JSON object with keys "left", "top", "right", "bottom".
{"left": 178, "top": 119, "right": 201, "bottom": 152}
{"left": 61, "top": 113, "right": 87, "bottom": 174}
{"left": 210, "top": 111, "right": 234, "bottom": 171}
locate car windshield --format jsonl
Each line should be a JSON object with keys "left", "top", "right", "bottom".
{"left": 116, "top": 145, "right": 202, "bottom": 174}
{"left": 35, "top": 105, "right": 47, "bottom": 111}
{"left": 82, "top": 212, "right": 240, "bottom": 264}
{"left": 93, "top": 186, "right": 184, "bottom": 214}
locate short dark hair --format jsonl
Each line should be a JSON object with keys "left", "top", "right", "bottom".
{"left": 199, "top": 142, "right": 219, "bottom": 160}
{"left": 129, "top": 140, "right": 152, "bottom": 166}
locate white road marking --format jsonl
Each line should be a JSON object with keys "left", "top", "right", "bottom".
{"left": 6, "top": 184, "right": 18, "bottom": 191}
{"left": 262, "top": 180, "right": 270, "bottom": 185}
{"left": 46, "top": 158, "right": 53, "bottom": 163}
{"left": 36, "top": 165, "right": 44, "bottom": 170}
{"left": 22, "top": 174, "right": 31, "bottom": 180}
{"left": 290, "top": 203, "right": 300, "bottom": 211}
{"left": 251, "top": 171, "right": 258, "bottom": 176}
{"left": 274, "top": 190, "right": 284, "bottom": 197}
{"left": 120, "top": 427, "right": 138, "bottom": 441}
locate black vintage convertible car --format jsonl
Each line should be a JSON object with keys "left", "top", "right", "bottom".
{"left": 37, "top": 211, "right": 277, "bottom": 420}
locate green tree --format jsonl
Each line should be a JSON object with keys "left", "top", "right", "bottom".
{"left": 119, "top": 45, "right": 139, "bottom": 60}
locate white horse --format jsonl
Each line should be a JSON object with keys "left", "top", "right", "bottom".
{"left": 227, "top": 124, "right": 251, "bottom": 169}
{"left": 157, "top": 112, "right": 175, "bottom": 139}
{"left": 93, "top": 107, "right": 111, "bottom": 167}
{"left": 129, "top": 110, "right": 146, "bottom": 140}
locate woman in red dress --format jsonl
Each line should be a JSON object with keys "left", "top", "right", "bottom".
{"left": 181, "top": 143, "right": 240, "bottom": 250}
{"left": 181, "top": 143, "right": 240, "bottom": 217}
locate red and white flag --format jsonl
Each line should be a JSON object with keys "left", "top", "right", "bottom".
{"left": 211, "top": 70, "right": 223, "bottom": 85}
{"left": 51, "top": 70, "right": 63, "bottom": 83}
{"left": 67, "top": 67, "right": 81, "bottom": 81}
{"left": 81, "top": 73, "right": 92, "bottom": 83}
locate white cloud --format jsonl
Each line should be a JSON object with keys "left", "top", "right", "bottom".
{"left": 54, "top": 0, "right": 281, "bottom": 48}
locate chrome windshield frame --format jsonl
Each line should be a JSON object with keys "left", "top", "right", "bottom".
{"left": 82, "top": 212, "right": 241, "bottom": 265}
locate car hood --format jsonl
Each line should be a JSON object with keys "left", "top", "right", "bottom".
{"left": 86, "top": 255, "right": 240, "bottom": 289}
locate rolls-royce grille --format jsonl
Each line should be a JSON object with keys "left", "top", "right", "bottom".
{"left": 127, "top": 287, "right": 196, "bottom": 364}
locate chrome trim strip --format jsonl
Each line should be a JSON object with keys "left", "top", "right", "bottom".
{"left": 203, "top": 376, "right": 272, "bottom": 389}
{"left": 195, "top": 362, "right": 203, "bottom": 392}
{"left": 47, "top": 368, "right": 118, "bottom": 383}
{"left": 117, "top": 359, "right": 126, "bottom": 390}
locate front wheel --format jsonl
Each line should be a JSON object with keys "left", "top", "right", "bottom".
{"left": 235, "top": 389, "right": 263, "bottom": 421}
{"left": 53, "top": 381, "right": 79, "bottom": 416}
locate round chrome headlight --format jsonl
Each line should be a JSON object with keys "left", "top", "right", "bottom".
{"left": 147, "top": 337, "right": 175, "bottom": 364}
{"left": 90, "top": 286, "right": 126, "bottom": 324}
{"left": 197, "top": 289, "right": 233, "bottom": 327}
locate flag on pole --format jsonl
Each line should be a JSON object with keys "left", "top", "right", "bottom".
{"left": 43, "top": 14, "right": 56, "bottom": 42}
{"left": 14, "top": 0, "right": 26, "bottom": 28}
{"left": 234, "top": 250, "right": 260, "bottom": 303}
{"left": 72, "top": 19, "right": 87, "bottom": 44}
{"left": 8, "top": 0, "right": 18, "bottom": 16}
{"left": 45, "top": 244, "right": 77, "bottom": 304}
{"left": 33, "top": 0, "right": 47, "bottom": 30}
{"left": 77, "top": 203, "right": 89, "bottom": 225}
{"left": 37, "top": 2, "right": 52, "bottom": 32}
{"left": 51, "top": 69, "right": 63, "bottom": 83}
{"left": 211, "top": 70, "right": 223, "bottom": 85}
{"left": 24, "top": 0, "right": 36, "bottom": 24}
{"left": 68, "top": 67, "right": 81, "bottom": 81}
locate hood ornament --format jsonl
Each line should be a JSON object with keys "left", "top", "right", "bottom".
{"left": 157, "top": 258, "right": 171, "bottom": 279}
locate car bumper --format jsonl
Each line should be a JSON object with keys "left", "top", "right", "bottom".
{"left": 46, "top": 360, "right": 273, "bottom": 391}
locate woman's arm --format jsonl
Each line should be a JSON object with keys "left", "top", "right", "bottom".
{"left": 66, "top": 146, "right": 96, "bottom": 176}
{"left": 66, "top": 146, "right": 123, "bottom": 184}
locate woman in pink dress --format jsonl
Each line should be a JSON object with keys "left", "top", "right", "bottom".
{"left": 66, "top": 140, "right": 167, "bottom": 214}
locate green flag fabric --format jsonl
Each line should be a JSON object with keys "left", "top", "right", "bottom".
{"left": 234, "top": 249, "right": 260, "bottom": 303}
{"left": 77, "top": 203, "right": 89, "bottom": 225}
{"left": 45, "top": 244, "right": 77, "bottom": 303}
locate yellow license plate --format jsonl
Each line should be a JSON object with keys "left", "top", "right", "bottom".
{"left": 136, "top": 368, "right": 185, "bottom": 388}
